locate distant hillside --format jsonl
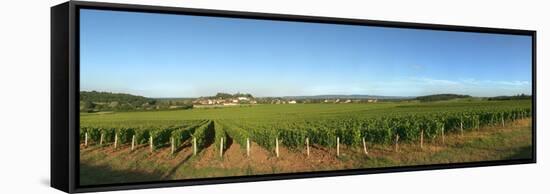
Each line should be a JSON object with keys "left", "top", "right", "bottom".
{"left": 282, "top": 94, "right": 412, "bottom": 100}
{"left": 415, "top": 94, "right": 471, "bottom": 102}
{"left": 488, "top": 94, "right": 531, "bottom": 101}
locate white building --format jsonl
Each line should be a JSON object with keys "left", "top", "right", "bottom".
{"left": 238, "top": 97, "right": 249, "bottom": 101}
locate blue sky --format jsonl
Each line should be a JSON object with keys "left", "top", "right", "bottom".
{"left": 80, "top": 9, "right": 532, "bottom": 98}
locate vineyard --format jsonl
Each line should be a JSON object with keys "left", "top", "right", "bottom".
{"left": 79, "top": 99, "right": 533, "bottom": 184}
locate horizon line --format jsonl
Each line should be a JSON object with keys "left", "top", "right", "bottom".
{"left": 79, "top": 90, "right": 532, "bottom": 99}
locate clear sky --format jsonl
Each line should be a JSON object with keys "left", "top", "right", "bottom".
{"left": 80, "top": 9, "right": 532, "bottom": 98}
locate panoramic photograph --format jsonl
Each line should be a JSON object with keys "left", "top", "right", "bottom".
{"left": 78, "top": 9, "right": 533, "bottom": 186}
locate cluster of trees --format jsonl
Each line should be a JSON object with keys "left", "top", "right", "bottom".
{"left": 80, "top": 91, "right": 192, "bottom": 112}
{"left": 415, "top": 94, "right": 471, "bottom": 102}
{"left": 210, "top": 92, "right": 254, "bottom": 99}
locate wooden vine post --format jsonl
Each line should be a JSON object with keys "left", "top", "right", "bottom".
{"left": 336, "top": 137, "right": 340, "bottom": 157}
{"left": 220, "top": 137, "right": 224, "bottom": 158}
{"left": 460, "top": 121, "right": 464, "bottom": 137}
{"left": 394, "top": 134, "right": 399, "bottom": 152}
{"left": 84, "top": 132, "right": 88, "bottom": 147}
{"left": 193, "top": 137, "right": 197, "bottom": 156}
{"left": 306, "top": 137, "right": 310, "bottom": 157}
{"left": 131, "top": 135, "right": 135, "bottom": 151}
{"left": 246, "top": 138, "right": 250, "bottom": 157}
{"left": 100, "top": 133, "right": 104, "bottom": 146}
{"left": 149, "top": 136, "right": 153, "bottom": 153}
{"left": 362, "top": 137, "right": 368, "bottom": 155}
{"left": 275, "top": 137, "right": 279, "bottom": 158}
{"left": 114, "top": 133, "right": 118, "bottom": 149}
{"left": 171, "top": 137, "right": 175, "bottom": 155}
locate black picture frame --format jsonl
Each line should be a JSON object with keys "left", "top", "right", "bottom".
{"left": 51, "top": 1, "right": 537, "bottom": 193}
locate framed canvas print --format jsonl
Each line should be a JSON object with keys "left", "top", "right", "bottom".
{"left": 51, "top": 1, "right": 536, "bottom": 193}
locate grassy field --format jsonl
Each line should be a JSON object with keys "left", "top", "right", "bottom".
{"left": 79, "top": 99, "right": 532, "bottom": 186}
{"left": 81, "top": 99, "right": 530, "bottom": 124}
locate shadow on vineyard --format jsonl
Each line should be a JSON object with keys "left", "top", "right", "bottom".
{"left": 80, "top": 162, "right": 165, "bottom": 185}
{"left": 505, "top": 146, "right": 532, "bottom": 160}
{"left": 174, "top": 139, "right": 193, "bottom": 154}
{"left": 224, "top": 135, "right": 234, "bottom": 154}
{"left": 163, "top": 152, "right": 193, "bottom": 179}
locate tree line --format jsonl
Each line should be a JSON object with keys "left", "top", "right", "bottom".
{"left": 80, "top": 91, "right": 192, "bottom": 112}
